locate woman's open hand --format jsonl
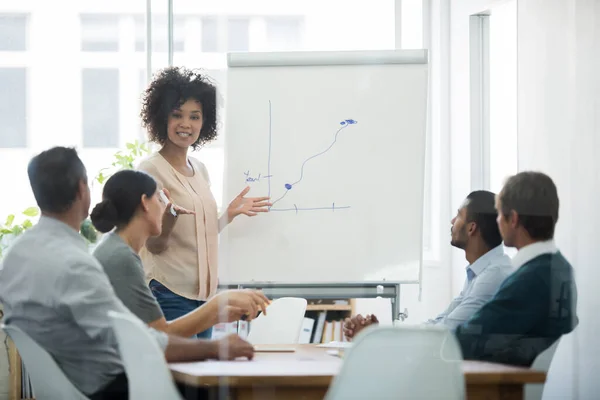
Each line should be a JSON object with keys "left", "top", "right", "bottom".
{"left": 227, "top": 186, "right": 271, "bottom": 222}
{"left": 161, "top": 188, "right": 195, "bottom": 217}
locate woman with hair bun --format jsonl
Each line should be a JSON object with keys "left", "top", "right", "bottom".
{"left": 91, "top": 170, "right": 268, "bottom": 338}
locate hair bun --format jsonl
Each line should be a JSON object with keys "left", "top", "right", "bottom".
{"left": 90, "top": 199, "right": 118, "bottom": 233}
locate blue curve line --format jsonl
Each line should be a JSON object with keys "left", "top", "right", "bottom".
{"left": 270, "top": 118, "right": 357, "bottom": 207}
{"left": 290, "top": 124, "right": 348, "bottom": 186}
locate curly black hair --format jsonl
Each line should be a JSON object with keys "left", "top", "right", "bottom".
{"left": 141, "top": 66, "right": 218, "bottom": 150}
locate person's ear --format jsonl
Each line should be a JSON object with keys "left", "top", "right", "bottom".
{"left": 76, "top": 179, "right": 87, "bottom": 199}
{"left": 140, "top": 194, "right": 151, "bottom": 213}
{"left": 467, "top": 221, "right": 477, "bottom": 236}
{"left": 509, "top": 210, "right": 519, "bottom": 228}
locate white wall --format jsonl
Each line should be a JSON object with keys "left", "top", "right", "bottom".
{"left": 518, "top": 0, "right": 600, "bottom": 397}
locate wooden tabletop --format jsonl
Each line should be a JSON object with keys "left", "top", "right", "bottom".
{"left": 170, "top": 344, "right": 546, "bottom": 388}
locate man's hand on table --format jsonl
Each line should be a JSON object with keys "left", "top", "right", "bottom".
{"left": 343, "top": 314, "right": 379, "bottom": 341}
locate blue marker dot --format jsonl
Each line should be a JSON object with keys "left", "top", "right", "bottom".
{"left": 285, "top": 183, "right": 292, "bottom": 190}
{"left": 340, "top": 121, "right": 346, "bottom": 125}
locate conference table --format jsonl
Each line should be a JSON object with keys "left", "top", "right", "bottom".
{"left": 170, "top": 344, "right": 546, "bottom": 400}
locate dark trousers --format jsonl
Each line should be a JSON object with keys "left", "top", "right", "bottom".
{"left": 88, "top": 373, "right": 128, "bottom": 400}
{"left": 88, "top": 372, "right": 209, "bottom": 400}
{"left": 149, "top": 279, "right": 213, "bottom": 339}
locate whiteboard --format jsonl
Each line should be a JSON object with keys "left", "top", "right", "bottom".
{"left": 219, "top": 50, "right": 428, "bottom": 284}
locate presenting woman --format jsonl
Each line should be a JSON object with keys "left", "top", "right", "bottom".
{"left": 138, "top": 66, "right": 271, "bottom": 338}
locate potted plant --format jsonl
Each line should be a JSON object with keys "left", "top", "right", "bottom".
{"left": 0, "top": 207, "right": 40, "bottom": 261}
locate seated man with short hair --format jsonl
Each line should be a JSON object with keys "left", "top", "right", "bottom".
{"left": 344, "top": 190, "right": 514, "bottom": 336}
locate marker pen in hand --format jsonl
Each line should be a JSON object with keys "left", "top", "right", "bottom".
{"left": 158, "top": 190, "right": 177, "bottom": 217}
{"left": 241, "top": 311, "right": 262, "bottom": 321}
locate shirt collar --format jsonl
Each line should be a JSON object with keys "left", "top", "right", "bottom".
{"left": 37, "top": 215, "right": 88, "bottom": 250}
{"left": 511, "top": 239, "right": 558, "bottom": 269}
{"left": 467, "top": 244, "right": 506, "bottom": 277}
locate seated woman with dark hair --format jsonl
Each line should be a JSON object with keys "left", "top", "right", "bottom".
{"left": 91, "top": 169, "right": 268, "bottom": 337}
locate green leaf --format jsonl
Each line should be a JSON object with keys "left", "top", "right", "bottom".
{"left": 80, "top": 219, "right": 98, "bottom": 244}
{"left": 22, "top": 219, "right": 33, "bottom": 229}
{"left": 126, "top": 142, "right": 135, "bottom": 150}
{"left": 5, "top": 214, "right": 15, "bottom": 227}
{"left": 22, "top": 207, "right": 39, "bottom": 217}
{"left": 11, "top": 226, "right": 23, "bottom": 235}
{"left": 1, "top": 228, "right": 12, "bottom": 234}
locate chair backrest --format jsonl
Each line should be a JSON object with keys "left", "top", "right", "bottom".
{"left": 246, "top": 297, "right": 307, "bottom": 345}
{"left": 107, "top": 311, "right": 182, "bottom": 400}
{"left": 524, "top": 339, "right": 561, "bottom": 400}
{"left": 1, "top": 324, "right": 89, "bottom": 400}
{"left": 325, "top": 325, "right": 465, "bottom": 400}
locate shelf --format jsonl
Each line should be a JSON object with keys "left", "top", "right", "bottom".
{"left": 306, "top": 304, "right": 352, "bottom": 311}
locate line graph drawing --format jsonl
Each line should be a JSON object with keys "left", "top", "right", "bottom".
{"left": 244, "top": 100, "right": 356, "bottom": 213}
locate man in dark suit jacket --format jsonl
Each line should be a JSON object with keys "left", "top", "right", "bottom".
{"left": 455, "top": 171, "right": 578, "bottom": 366}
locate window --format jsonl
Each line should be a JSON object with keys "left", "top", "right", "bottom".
{"left": 82, "top": 69, "right": 120, "bottom": 148}
{"left": 227, "top": 18, "right": 249, "bottom": 52}
{"left": 469, "top": 1, "right": 518, "bottom": 193}
{"left": 201, "top": 18, "right": 218, "bottom": 52}
{"left": 0, "top": 4, "right": 147, "bottom": 233}
{"left": 266, "top": 17, "right": 303, "bottom": 51}
{"left": 80, "top": 14, "right": 119, "bottom": 52}
{"left": 0, "top": 68, "right": 27, "bottom": 148}
{"left": 0, "top": 14, "right": 27, "bottom": 51}
{"left": 135, "top": 15, "right": 185, "bottom": 52}
{"left": 401, "top": 0, "right": 424, "bottom": 49}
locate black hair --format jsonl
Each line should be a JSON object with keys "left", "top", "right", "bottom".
{"left": 499, "top": 171, "right": 559, "bottom": 240}
{"left": 27, "top": 147, "right": 87, "bottom": 214}
{"left": 90, "top": 170, "right": 157, "bottom": 233}
{"left": 140, "top": 66, "right": 218, "bottom": 150}
{"left": 465, "top": 190, "right": 503, "bottom": 249}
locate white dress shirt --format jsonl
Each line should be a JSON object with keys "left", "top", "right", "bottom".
{"left": 511, "top": 240, "right": 558, "bottom": 268}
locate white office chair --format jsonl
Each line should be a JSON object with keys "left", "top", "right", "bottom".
{"left": 1, "top": 324, "right": 89, "bottom": 400}
{"left": 325, "top": 325, "right": 465, "bottom": 400}
{"left": 108, "top": 311, "right": 182, "bottom": 400}
{"left": 524, "top": 339, "right": 561, "bottom": 400}
{"left": 246, "top": 297, "right": 308, "bottom": 345}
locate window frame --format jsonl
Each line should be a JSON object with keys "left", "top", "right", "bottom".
{"left": 469, "top": 13, "right": 491, "bottom": 191}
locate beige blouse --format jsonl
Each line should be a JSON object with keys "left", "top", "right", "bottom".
{"left": 138, "top": 152, "right": 219, "bottom": 301}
